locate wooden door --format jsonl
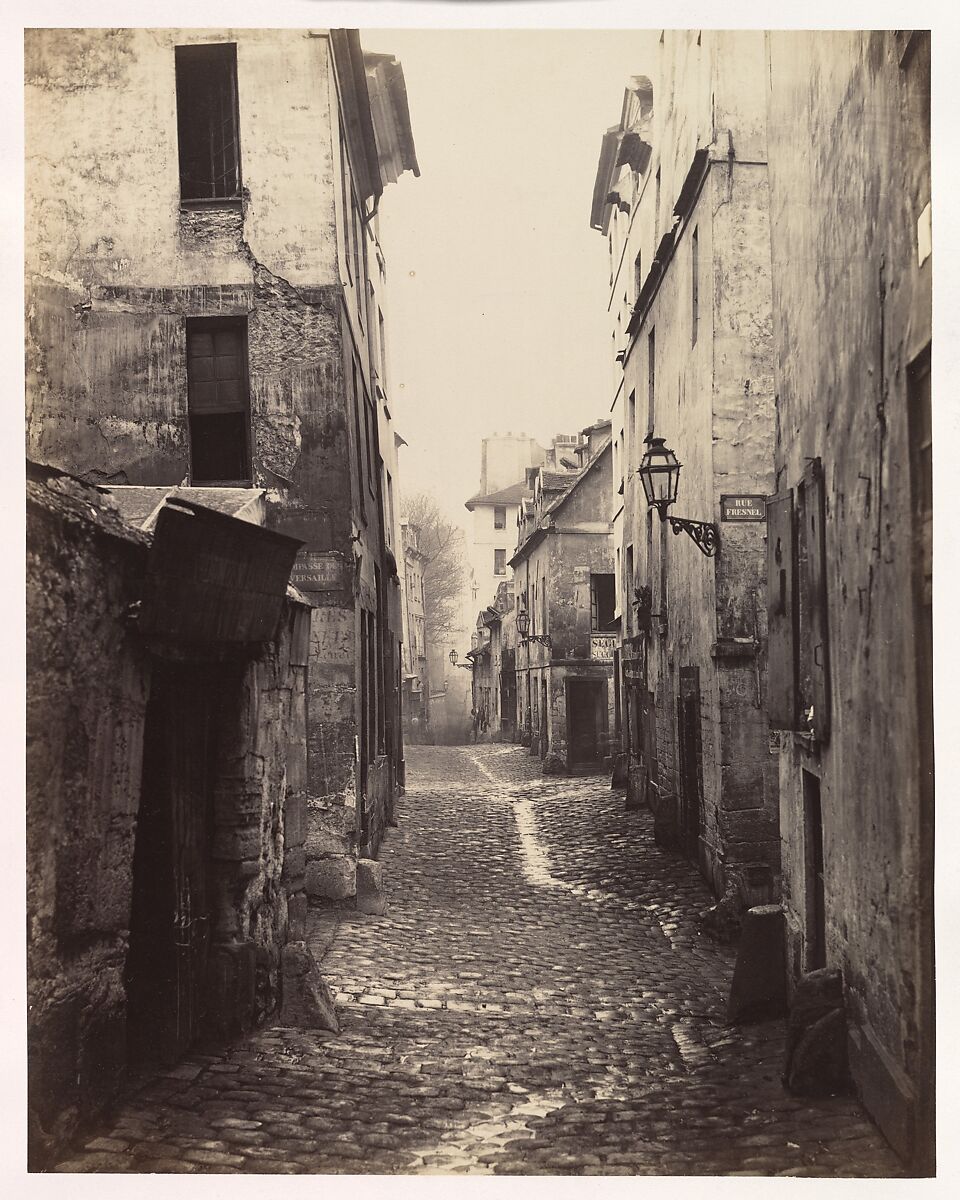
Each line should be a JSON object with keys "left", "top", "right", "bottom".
{"left": 126, "top": 666, "right": 219, "bottom": 1065}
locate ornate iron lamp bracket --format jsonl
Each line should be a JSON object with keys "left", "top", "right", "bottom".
{"left": 667, "top": 516, "right": 720, "bottom": 557}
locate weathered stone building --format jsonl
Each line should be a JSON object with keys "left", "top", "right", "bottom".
{"left": 764, "top": 30, "right": 933, "bottom": 1173}
{"left": 25, "top": 28, "right": 419, "bottom": 898}
{"left": 511, "top": 423, "right": 616, "bottom": 773}
{"left": 27, "top": 464, "right": 310, "bottom": 1167}
{"left": 592, "top": 32, "right": 779, "bottom": 905}
{"left": 400, "top": 518, "right": 430, "bottom": 742}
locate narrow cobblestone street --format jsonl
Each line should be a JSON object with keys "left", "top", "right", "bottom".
{"left": 53, "top": 745, "right": 902, "bottom": 1176}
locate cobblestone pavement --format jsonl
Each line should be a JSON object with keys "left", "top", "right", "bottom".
{"left": 53, "top": 744, "right": 902, "bottom": 1176}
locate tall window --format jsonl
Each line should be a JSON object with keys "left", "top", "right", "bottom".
{"left": 634, "top": 250, "right": 643, "bottom": 302}
{"left": 175, "top": 44, "right": 241, "bottom": 201}
{"left": 591, "top": 574, "right": 617, "bottom": 631}
{"left": 186, "top": 317, "right": 250, "bottom": 483}
{"left": 647, "top": 327, "right": 656, "bottom": 432}
{"left": 628, "top": 390, "right": 637, "bottom": 465}
{"left": 493, "top": 505, "right": 506, "bottom": 530}
{"left": 691, "top": 226, "right": 699, "bottom": 346}
{"left": 494, "top": 549, "right": 506, "bottom": 576}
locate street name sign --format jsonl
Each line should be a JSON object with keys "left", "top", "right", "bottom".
{"left": 720, "top": 495, "right": 767, "bottom": 522}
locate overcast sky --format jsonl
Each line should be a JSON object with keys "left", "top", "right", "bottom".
{"left": 363, "top": 29, "right": 658, "bottom": 526}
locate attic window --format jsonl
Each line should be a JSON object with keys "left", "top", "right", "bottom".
{"left": 176, "top": 44, "right": 241, "bottom": 202}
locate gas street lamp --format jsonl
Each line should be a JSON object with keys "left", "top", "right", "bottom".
{"left": 516, "top": 604, "right": 551, "bottom": 648}
{"left": 448, "top": 649, "right": 472, "bottom": 670}
{"left": 637, "top": 434, "right": 720, "bottom": 557}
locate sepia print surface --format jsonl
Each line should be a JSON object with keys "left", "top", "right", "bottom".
{"left": 24, "top": 20, "right": 933, "bottom": 1178}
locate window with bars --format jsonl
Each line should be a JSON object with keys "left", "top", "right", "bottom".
{"left": 175, "top": 44, "right": 241, "bottom": 202}
{"left": 186, "top": 317, "right": 251, "bottom": 483}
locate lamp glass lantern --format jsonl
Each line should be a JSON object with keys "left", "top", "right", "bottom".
{"left": 448, "top": 649, "right": 458, "bottom": 666}
{"left": 638, "top": 435, "right": 681, "bottom": 519}
{"left": 516, "top": 607, "right": 530, "bottom": 638}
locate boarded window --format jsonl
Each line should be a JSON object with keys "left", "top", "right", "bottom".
{"left": 591, "top": 574, "right": 617, "bottom": 631}
{"left": 175, "top": 44, "right": 241, "bottom": 201}
{"left": 494, "top": 549, "right": 506, "bottom": 576}
{"left": 493, "top": 506, "right": 506, "bottom": 530}
{"left": 186, "top": 318, "right": 250, "bottom": 483}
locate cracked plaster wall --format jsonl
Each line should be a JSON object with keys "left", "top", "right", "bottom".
{"left": 766, "top": 30, "right": 932, "bottom": 1167}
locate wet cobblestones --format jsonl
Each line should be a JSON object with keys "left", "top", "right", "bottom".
{"left": 51, "top": 744, "right": 902, "bottom": 1176}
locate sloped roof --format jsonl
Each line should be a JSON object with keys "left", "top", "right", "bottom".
{"left": 464, "top": 479, "right": 532, "bottom": 511}
{"left": 509, "top": 438, "right": 613, "bottom": 567}
{"left": 103, "top": 486, "right": 266, "bottom": 532}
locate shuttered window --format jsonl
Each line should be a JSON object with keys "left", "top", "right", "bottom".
{"left": 797, "top": 458, "right": 830, "bottom": 741}
{"left": 186, "top": 318, "right": 251, "bottom": 483}
{"left": 767, "top": 458, "right": 831, "bottom": 740}
{"left": 766, "top": 491, "right": 797, "bottom": 728}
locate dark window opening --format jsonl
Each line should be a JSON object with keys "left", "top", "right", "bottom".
{"left": 691, "top": 226, "right": 699, "bottom": 346}
{"left": 493, "top": 505, "right": 506, "bottom": 530}
{"left": 494, "top": 549, "right": 506, "bottom": 576}
{"left": 647, "top": 327, "right": 656, "bottom": 432}
{"left": 186, "top": 318, "right": 250, "bottom": 483}
{"left": 175, "top": 44, "right": 241, "bottom": 202}
{"left": 591, "top": 573, "right": 617, "bottom": 632}
{"left": 803, "top": 770, "right": 826, "bottom": 971}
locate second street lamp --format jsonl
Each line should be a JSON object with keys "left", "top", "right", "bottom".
{"left": 637, "top": 433, "right": 720, "bottom": 557}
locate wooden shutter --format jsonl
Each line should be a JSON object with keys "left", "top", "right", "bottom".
{"left": 766, "top": 490, "right": 797, "bottom": 728}
{"left": 798, "top": 458, "right": 831, "bottom": 742}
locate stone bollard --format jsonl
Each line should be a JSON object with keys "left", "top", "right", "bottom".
{"left": 356, "top": 858, "right": 388, "bottom": 916}
{"left": 279, "top": 942, "right": 340, "bottom": 1032}
{"left": 726, "top": 903, "right": 787, "bottom": 1022}
{"left": 782, "top": 967, "right": 850, "bottom": 1096}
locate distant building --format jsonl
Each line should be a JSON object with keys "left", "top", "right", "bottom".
{"left": 764, "top": 30, "right": 933, "bottom": 1173}
{"left": 25, "top": 28, "right": 420, "bottom": 898}
{"left": 591, "top": 33, "right": 780, "bottom": 905}
{"left": 510, "top": 424, "right": 616, "bottom": 773}
{"left": 400, "top": 519, "right": 430, "bottom": 742}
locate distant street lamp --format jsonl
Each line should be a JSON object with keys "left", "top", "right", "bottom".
{"left": 637, "top": 433, "right": 720, "bottom": 557}
{"left": 449, "top": 649, "right": 472, "bottom": 670}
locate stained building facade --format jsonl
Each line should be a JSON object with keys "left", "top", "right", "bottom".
{"left": 592, "top": 31, "right": 780, "bottom": 907}
{"left": 764, "top": 30, "right": 933, "bottom": 1173}
{"left": 511, "top": 423, "right": 616, "bottom": 774}
{"left": 25, "top": 27, "right": 419, "bottom": 899}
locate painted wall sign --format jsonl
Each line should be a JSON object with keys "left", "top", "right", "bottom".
{"left": 720, "top": 494, "right": 767, "bottom": 522}
{"left": 590, "top": 634, "right": 618, "bottom": 661}
{"left": 290, "top": 550, "right": 349, "bottom": 590}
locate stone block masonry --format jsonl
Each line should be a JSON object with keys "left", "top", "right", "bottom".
{"left": 26, "top": 466, "right": 311, "bottom": 1168}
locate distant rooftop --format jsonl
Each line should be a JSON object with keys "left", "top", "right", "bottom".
{"left": 464, "top": 479, "right": 532, "bottom": 511}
